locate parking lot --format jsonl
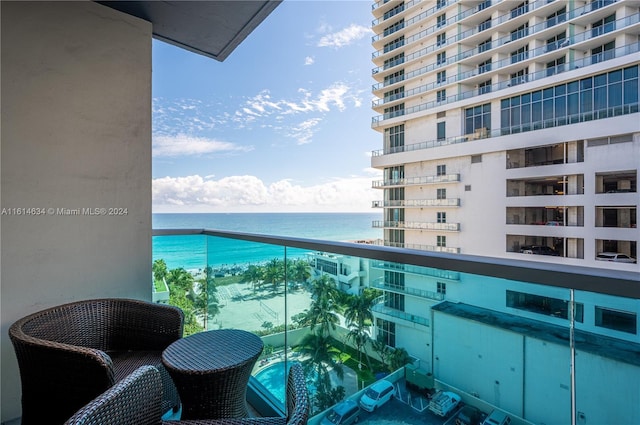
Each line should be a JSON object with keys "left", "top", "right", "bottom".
{"left": 357, "top": 395, "right": 469, "bottom": 425}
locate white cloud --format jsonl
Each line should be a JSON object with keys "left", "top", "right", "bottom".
{"left": 317, "top": 24, "right": 372, "bottom": 49}
{"left": 153, "top": 134, "right": 253, "bottom": 157}
{"left": 288, "top": 118, "right": 322, "bottom": 145}
{"left": 304, "top": 56, "right": 315, "bottom": 65}
{"left": 152, "top": 174, "right": 379, "bottom": 213}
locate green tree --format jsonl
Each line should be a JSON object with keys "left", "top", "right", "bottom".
{"left": 298, "top": 333, "right": 344, "bottom": 413}
{"left": 241, "top": 264, "right": 264, "bottom": 291}
{"left": 342, "top": 289, "right": 379, "bottom": 370}
{"left": 262, "top": 259, "right": 284, "bottom": 293}
{"left": 389, "top": 347, "right": 413, "bottom": 372}
{"left": 152, "top": 259, "right": 168, "bottom": 283}
{"left": 290, "top": 259, "right": 311, "bottom": 287}
{"left": 372, "top": 340, "right": 393, "bottom": 372}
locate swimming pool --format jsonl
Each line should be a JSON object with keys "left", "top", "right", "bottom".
{"left": 254, "top": 361, "right": 295, "bottom": 404}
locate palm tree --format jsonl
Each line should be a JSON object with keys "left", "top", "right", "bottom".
{"left": 372, "top": 340, "right": 393, "bottom": 372}
{"left": 298, "top": 332, "right": 344, "bottom": 410}
{"left": 241, "top": 264, "right": 263, "bottom": 292}
{"left": 290, "top": 259, "right": 311, "bottom": 288}
{"left": 152, "top": 259, "right": 168, "bottom": 283}
{"left": 389, "top": 347, "right": 413, "bottom": 372}
{"left": 343, "top": 289, "right": 379, "bottom": 369}
{"left": 262, "top": 258, "right": 284, "bottom": 293}
{"left": 305, "top": 296, "right": 341, "bottom": 338}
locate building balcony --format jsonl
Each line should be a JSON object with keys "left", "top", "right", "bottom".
{"left": 370, "top": 278, "right": 446, "bottom": 302}
{"left": 150, "top": 228, "right": 638, "bottom": 425}
{"left": 373, "top": 220, "right": 460, "bottom": 231}
{"left": 371, "top": 40, "right": 639, "bottom": 122}
{"left": 372, "top": 199, "right": 460, "bottom": 208}
{"left": 372, "top": 174, "right": 460, "bottom": 188}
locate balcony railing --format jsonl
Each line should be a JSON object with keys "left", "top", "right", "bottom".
{"left": 152, "top": 228, "right": 639, "bottom": 425}
{"left": 372, "top": 220, "right": 460, "bottom": 231}
{"left": 371, "top": 40, "right": 639, "bottom": 124}
{"left": 372, "top": 174, "right": 461, "bottom": 187}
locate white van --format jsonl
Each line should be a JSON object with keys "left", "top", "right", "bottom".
{"left": 359, "top": 379, "right": 395, "bottom": 412}
{"left": 321, "top": 400, "right": 361, "bottom": 425}
{"left": 482, "top": 409, "right": 511, "bottom": 425}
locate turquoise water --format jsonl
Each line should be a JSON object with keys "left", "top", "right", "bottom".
{"left": 153, "top": 213, "right": 381, "bottom": 271}
{"left": 255, "top": 361, "right": 291, "bottom": 404}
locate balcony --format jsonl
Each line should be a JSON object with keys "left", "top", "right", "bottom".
{"left": 372, "top": 174, "right": 461, "bottom": 188}
{"left": 372, "top": 221, "right": 460, "bottom": 231}
{"left": 151, "top": 228, "right": 639, "bottom": 425}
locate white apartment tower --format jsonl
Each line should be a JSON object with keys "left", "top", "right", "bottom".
{"left": 370, "top": 0, "right": 639, "bottom": 270}
{"left": 369, "top": 2, "right": 640, "bottom": 423}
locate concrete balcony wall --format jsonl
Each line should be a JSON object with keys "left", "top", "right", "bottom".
{"left": 1, "top": 2, "right": 152, "bottom": 421}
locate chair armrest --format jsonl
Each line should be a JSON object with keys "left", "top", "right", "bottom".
{"left": 65, "top": 365, "right": 163, "bottom": 425}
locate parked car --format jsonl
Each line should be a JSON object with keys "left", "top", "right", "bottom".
{"left": 454, "top": 405, "right": 486, "bottom": 425}
{"left": 519, "top": 245, "right": 560, "bottom": 256}
{"left": 428, "top": 390, "right": 461, "bottom": 417}
{"left": 596, "top": 252, "right": 637, "bottom": 263}
{"left": 482, "top": 409, "right": 511, "bottom": 425}
{"left": 359, "top": 379, "right": 395, "bottom": 412}
{"left": 321, "top": 400, "right": 360, "bottom": 425}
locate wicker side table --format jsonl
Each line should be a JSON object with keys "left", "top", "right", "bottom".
{"left": 162, "top": 329, "right": 264, "bottom": 420}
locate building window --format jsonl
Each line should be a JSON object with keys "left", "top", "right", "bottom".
{"left": 437, "top": 70, "right": 446, "bottom": 84}
{"left": 511, "top": 45, "right": 529, "bottom": 64}
{"left": 437, "top": 235, "right": 447, "bottom": 247}
{"left": 376, "top": 319, "right": 396, "bottom": 347}
{"left": 511, "top": 23, "right": 529, "bottom": 41}
{"left": 384, "top": 69, "right": 404, "bottom": 86}
{"left": 384, "top": 104, "right": 404, "bottom": 119}
{"left": 592, "top": 41, "right": 615, "bottom": 64}
{"left": 478, "top": 18, "right": 491, "bottom": 32}
{"left": 437, "top": 282, "right": 446, "bottom": 295}
{"left": 436, "top": 0, "right": 447, "bottom": 9}
{"left": 383, "top": 36, "right": 405, "bottom": 54}
{"left": 510, "top": 68, "right": 529, "bottom": 86}
{"left": 478, "top": 37, "right": 492, "bottom": 53}
{"left": 437, "top": 14, "right": 446, "bottom": 28}
{"left": 437, "top": 89, "right": 446, "bottom": 103}
{"left": 479, "top": 79, "right": 492, "bottom": 95}
{"left": 384, "top": 53, "right": 404, "bottom": 70}
{"left": 437, "top": 164, "right": 446, "bottom": 176}
{"left": 383, "top": 2, "right": 405, "bottom": 20}
{"left": 471, "top": 155, "right": 482, "bottom": 163}
{"left": 316, "top": 259, "right": 338, "bottom": 275}
{"left": 385, "top": 292, "right": 405, "bottom": 311}
{"left": 437, "top": 32, "right": 446, "bottom": 47}
{"left": 437, "top": 121, "right": 446, "bottom": 141}
{"left": 595, "top": 307, "right": 637, "bottom": 334}
{"left": 546, "top": 7, "right": 566, "bottom": 28}
{"left": 437, "top": 188, "right": 446, "bottom": 199}
{"left": 383, "top": 19, "right": 405, "bottom": 37}
{"left": 501, "top": 65, "right": 638, "bottom": 134}
{"left": 506, "top": 290, "right": 584, "bottom": 322}
{"left": 385, "top": 124, "right": 405, "bottom": 150}
{"left": 385, "top": 270, "right": 405, "bottom": 290}
{"left": 437, "top": 212, "right": 447, "bottom": 223}
{"left": 546, "top": 56, "right": 566, "bottom": 76}
{"left": 592, "top": 13, "right": 615, "bottom": 37}
{"left": 478, "top": 58, "right": 491, "bottom": 74}
{"left": 437, "top": 52, "right": 446, "bottom": 65}
{"left": 465, "top": 185, "right": 472, "bottom": 191}
{"left": 546, "top": 31, "right": 566, "bottom": 52}
{"left": 464, "top": 103, "right": 491, "bottom": 135}
{"left": 511, "top": 1, "right": 528, "bottom": 19}
{"left": 384, "top": 87, "right": 404, "bottom": 103}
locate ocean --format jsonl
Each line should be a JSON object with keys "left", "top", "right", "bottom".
{"left": 152, "top": 212, "right": 382, "bottom": 271}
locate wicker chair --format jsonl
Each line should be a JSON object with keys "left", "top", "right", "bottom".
{"left": 9, "top": 298, "right": 184, "bottom": 425}
{"left": 64, "top": 363, "right": 310, "bottom": 425}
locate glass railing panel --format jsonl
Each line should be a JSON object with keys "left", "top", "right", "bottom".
{"left": 153, "top": 230, "right": 638, "bottom": 424}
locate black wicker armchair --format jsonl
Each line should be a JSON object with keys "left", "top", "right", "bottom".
{"left": 9, "top": 298, "right": 184, "bottom": 425}
{"left": 64, "top": 363, "right": 310, "bottom": 425}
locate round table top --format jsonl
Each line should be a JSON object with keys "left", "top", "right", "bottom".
{"left": 162, "top": 329, "right": 263, "bottom": 373}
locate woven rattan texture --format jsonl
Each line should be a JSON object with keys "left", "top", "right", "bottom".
{"left": 163, "top": 330, "right": 264, "bottom": 419}
{"left": 9, "top": 298, "right": 184, "bottom": 424}
{"left": 64, "top": 362, "right": 309, "bottom": 425}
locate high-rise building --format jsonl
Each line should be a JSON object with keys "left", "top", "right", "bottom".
{"left": 369, "top": 2, "right": 639, "bottom": 423}
{"left": 370, "top": 0, "right": 638, "bottom": 269}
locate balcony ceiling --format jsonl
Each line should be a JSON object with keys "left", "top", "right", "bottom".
{"left": 96, "top": 1, "right": 281, "bottom": 61}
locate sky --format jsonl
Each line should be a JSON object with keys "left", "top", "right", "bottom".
{"left": 152, "top": 0, "right": 382, "bottom": 213}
